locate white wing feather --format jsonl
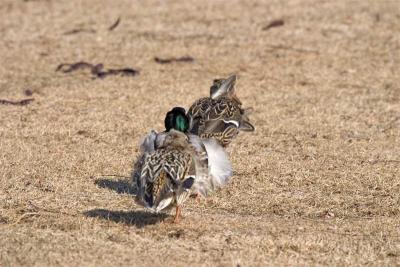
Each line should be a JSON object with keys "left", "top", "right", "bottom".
{"left": 202, "top": 139, "right": 233, "bottom": 188}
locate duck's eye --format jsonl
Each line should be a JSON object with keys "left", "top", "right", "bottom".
{"left": 213, "top": 79, "right": 222, "bottom": 84}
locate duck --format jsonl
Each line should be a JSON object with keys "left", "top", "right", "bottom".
{"left": 132, "top": 107, "right": 232, "bottom": 223}
{"left": 187, "top": 74, "right": 255, "bottom": 147}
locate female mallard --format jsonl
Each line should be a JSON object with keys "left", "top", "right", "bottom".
{"left": 187, "top": 74, "right": 255, "bottom": 147}
{"left": 133, "top": 107, "right": 232, "bottom": 223}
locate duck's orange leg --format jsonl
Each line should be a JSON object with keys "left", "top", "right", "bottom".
{"left": 173, "top": 206, "right": 182, "bottom": 223}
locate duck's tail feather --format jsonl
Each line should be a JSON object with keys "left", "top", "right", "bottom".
{"left": 239, "top": 119, "right": 255, "bottom": 132}
{"left": 202, "top": 139, "right": 233, "bottom": 188}
{"left": 210, "top": 74, "right": 237, "bottom": 100}
{"left": 188, "top": 136, "right": 233, "bottom": 196}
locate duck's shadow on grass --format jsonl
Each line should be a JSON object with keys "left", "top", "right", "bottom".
{"left": 94, "top": 177, "right": 137, "bottom": 195}
{"left": 83, "top": 209, "right": 168, "bottom": 227}
{"left": 90, "top": 177, "right": 166, "bottom": 227}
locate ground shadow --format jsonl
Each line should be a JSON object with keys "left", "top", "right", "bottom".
{"left": 94, "top": 177, "right": 137, "bottom": 195}
{"left": 83, "top": 208, "right": 168, "bottom": 227}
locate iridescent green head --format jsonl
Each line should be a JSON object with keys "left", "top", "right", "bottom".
{"left": 164, "top": 107, "right": 189, "bottom": 132}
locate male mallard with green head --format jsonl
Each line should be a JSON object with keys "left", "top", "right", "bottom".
{"left": 133, "top": 107, "right": 232, "bottom": 223}
{"left": 187, "top": 74, "right": 255, "bottom": 147}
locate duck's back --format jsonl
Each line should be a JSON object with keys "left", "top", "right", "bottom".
{"left": 137, "top": 147, "right": 193, "bottom": 211}
{"left": 145, "top": 148, "right": 192, "bottom": 180}
{"left": 188, "top": 96, "right": 245, "bottom": 146}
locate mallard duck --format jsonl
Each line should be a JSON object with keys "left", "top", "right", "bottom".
{"left": 133, "top": 107, "right": 232, "bottom": 223}
{"left": 187, "top": 74, "right": 255, "bottom": 147}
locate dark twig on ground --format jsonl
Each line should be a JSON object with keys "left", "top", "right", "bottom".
{"left": 96, "top": 68, "right": 139, "bottom": 78}
{"left": 266, "top": 44, "right": 320, "bottom": 54}
{"left": 63, "top": 28, "right": 96, "bottom": 35}
{"left": 56, "top": 62, "right": 99, "bottom": 73}
{"left": 55, "top": 62, "right": 139, "bottom": 78}
{"left": 0, "top": 98, "right": 34, "bottom": 106}
{"left": 108, "top": 17, "right": 121, "bottom": 31}
{"left": 263, "top": 19, "right": 285, "bottom": 31}
{"left": 154, "top": 56, "right": 195, "bottom": 64}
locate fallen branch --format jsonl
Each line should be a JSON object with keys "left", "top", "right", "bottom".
{"left": 56, "top": 62, "right": 139, "bottom": 78}
{"left": 108, "top": 17, "right": 121, "bottom": 31}
{"left": 63, "top": 28, "right": 96, "bottom": 35}
{"left": 154, "top": 56, "right": 195, "bottom": 64}
{"left": 96, "top": 68, "right": 139, "bottom": 78}
{"left": 267, "top": 44, "right": 319, "bottom": 54}
{"left": 56, "top": 62, "right": 100, "bottom": 73}
{"left": 263, "top": 19, "right": 285, "bottom": 31}
{"left": 0, "top": 98, "right": 34, "bottom": 106}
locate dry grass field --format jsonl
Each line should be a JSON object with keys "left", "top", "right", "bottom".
{"left": 1, "top": 0, "right": 399, "bottom": 266}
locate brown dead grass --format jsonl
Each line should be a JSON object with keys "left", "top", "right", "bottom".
{"left": 1, "top": 0, "right": 399, "bottom": 266}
